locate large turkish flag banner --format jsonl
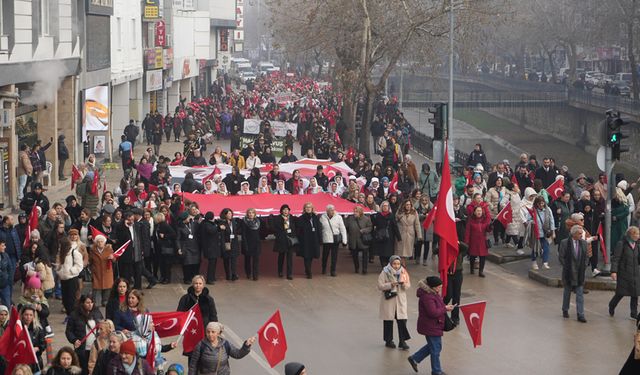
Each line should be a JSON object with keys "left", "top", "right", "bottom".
{"left": 257, "top": 310, "right": 288, "bottom": 368}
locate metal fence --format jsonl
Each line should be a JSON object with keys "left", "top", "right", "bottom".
{"left": 568, "top": 88, "right": 640, "bottom": 117}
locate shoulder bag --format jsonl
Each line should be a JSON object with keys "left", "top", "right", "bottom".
{"left": 444, "top": 313, "right": 456, "bottom": 332}
{"left": 356, "top": 219, "right": 372, "bottom": 246}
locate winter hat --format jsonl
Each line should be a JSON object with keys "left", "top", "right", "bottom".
{"left": 120, "top": 340, "right": 137, "bottom": 356}
{"left": 166, "top": 364, "right": 185, "bottom": 375}
{"left": 178, "top": 211, "right": 190, "bottom": 222}
{"left": 68, "top": 228, "right": 79, "bottom": 236}
{"left": 0, "top": 305, "right": 8, "bottom": 314}
{"left": 94, "top": 234, "right": 107, "bottom": 244}
{"left": 426, "top": 276, "right": 443, "bottom": 288}
{"left": 285, "top": 362, "right": 306, "bottom": 375}
{"left": 26, "top": 276, "right": 42, "bottom": 290}
{"left": 204, "top": 212, "right": 215, "bottom": 221}
{"left": 617, "top": 180, "right": 629, "bottom": 190}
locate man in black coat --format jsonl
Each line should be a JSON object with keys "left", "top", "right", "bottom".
{"left": 57, "top": 134, "right": 69, "bottom": 180}
{"left": 535, "top": 158, "right": 559, "bottom": 188}
{"left": 124, "top": 120, "right": 139, "bottom": 150}
{"left": 115, "top": 210, "right": 157, "bottom": 289}
{"left": 558, "top": 225, "right": 589, "bottom": 322}
{"left": 198, "top": 212, "right": 221, "bottom": 283}
{"left": 466, "top": 143, "right": 488, "bottom": 168}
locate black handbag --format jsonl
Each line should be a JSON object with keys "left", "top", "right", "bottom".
{"left": 327, "top": 217, "right": 343, "bottom": 244}
{"left": 444, "top": 313, "right": 456, "bottom": 332}
{"left": 384, "top": 290, "right": 398, "bottom": 300}
{"left": 355, "top": 219, "right": 372, "bottom": 246}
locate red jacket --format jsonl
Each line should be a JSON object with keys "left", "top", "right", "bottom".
{"left": 465, "top": 214, "right": 492, "bottom": 256}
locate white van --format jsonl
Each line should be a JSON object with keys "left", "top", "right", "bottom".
{"left": 257, "top": 62, "right": 275, "bottom": 74}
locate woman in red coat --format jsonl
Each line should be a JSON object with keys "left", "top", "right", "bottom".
{"left": 465, "top": 205, "right": 492, "bottom": 277}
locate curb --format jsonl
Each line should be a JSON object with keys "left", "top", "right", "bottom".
{"left": 528, "top": 270, "right": 617, "bottom": 291}
{"left": 487, "top": 250, "right": 529, "bottom": 264}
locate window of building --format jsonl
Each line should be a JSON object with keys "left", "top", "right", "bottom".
{"left": 40, "top": 0, "right": 50, "bottom": 36}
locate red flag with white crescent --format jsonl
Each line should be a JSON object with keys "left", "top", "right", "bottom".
{"left": 460, "top": 301, "right": 487, "bottom": 348}
{"left": 71, "top": 164, "right": 81, "bottom": 189}
{"left": 597, "top": 223, "right": 609, "bottom": 264}
{"left": 6, "top": 320, "right": 38, "bottom": 373}
{"left": 113, "top": 240, "right": 131, "bottom": 259}
{"left": 146, "top": 331, "right": 157, "bottom": 371}
{"left": 434, "top": 144, "right": 459, "bottom": 296}
{"left": 23, "top": 203, "right": 39, "bottom": 248}
{"left": 546, "top": 177, "right": 565, "bottom": 201}
{"left": 0, "top": 306, "right": 22, "bottom": 357}
{"left": 91, "top": 170, "right": 100, "bottom": 195}
{"left": 257, "top": 310, "right": 288, "bottom": 368}
{"left": 422, "top": 204, "right": 438, "bottom": 230}
{"left": 389, "top": 173, "right": 399, "bottom": 194}
{"left": 495, "top": 202, "right": 513, "bottom": 227}
{"left": 182, "top": 304, "right": 204, "bottom": 353}
{"left": 150, "top": 310, "right": 190, "bottom": 338}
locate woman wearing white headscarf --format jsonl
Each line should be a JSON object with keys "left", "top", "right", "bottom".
{"left": 377, "top": 255, "right": 411, "bottom": 350}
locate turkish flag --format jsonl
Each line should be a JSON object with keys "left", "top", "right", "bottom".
{"left": 23, "top": 203, "right": 39, "bottom": 248}
{"left": 90, "top": 225, "right": 106, "bottom": 240}
{"left": 202, "top": 166, "right": 222, "bottom": 185}
{"left": 91, "top": 170, "right": 100, "bottom": 195}
{"left": 146, "top": 332, "right": 157, "bottom": 371}
{"left": 6, "top": 320, "right": 39, "bottom": 373}
{"left": 598, "top": 223, "right": 609, "bottom": 264}
{"left": 71, "top": 164, "right": 81, "bottom": 189}
{"left": 422, "top": 204, "right": 438, "bottom": 231}
{"left": 150, "top": 310, "right": 190, "bottom": 338}
{"left": 148, "top": 184, "right": 159, "bottom": 193}
{"left": 434, "top": 145, "right": 459, "bottom": 296}
{"left": 257, "top": 310, "right": 288, "bottom": 368}
{"left": 0, "top": 306, "right": 22, "bottom": 357}
{"left": 510, "top": 174, "right": 519, "bottom": 189}
{"left": 181, "top": 304, "right": 204, "bottom": 353}
{"left": 495, "top": 202, "right": 513, "bottom": 227}
{"left": 460, "top": 301, "right": 487, "bottom": 348}
{"left": 546, "top": 177, "right": 565, "bottom": 201}
{"left": 112, "top": 240, "right": 131, "bottom": 260}
{"left": 389, "top": 173, "right": 399, "bottom": 194}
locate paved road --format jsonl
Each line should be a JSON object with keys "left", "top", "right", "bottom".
{"left": 34, "top": 135, "right": 635, "bottom": 374}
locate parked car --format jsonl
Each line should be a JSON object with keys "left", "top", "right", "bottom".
{"left": 610, "top": 81, "right": 631, "bottom": 97}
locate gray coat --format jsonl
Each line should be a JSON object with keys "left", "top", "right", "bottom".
{"left": 611, "top": 238, "right": 640, "bottom": 297}
{"left": 345, "top": 215, "right": 373, "bottom": 250}
{"left": 558, "top": 238, "right": 588, "bottom": 287}
{"left": 188, "top": 337, "right": 251, "bottom": 375}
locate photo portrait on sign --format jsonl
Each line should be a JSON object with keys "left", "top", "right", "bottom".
{"left": 93, "top": 135, "right": 106, "bottom": 154}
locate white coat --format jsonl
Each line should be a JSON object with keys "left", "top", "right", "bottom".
{"left": 319, "top": 213, "right": 347, "bottom": 245}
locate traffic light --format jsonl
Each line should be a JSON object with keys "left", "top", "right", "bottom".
{"left": 606, "top": 111, "right": 630, "bottom": 160}
{"left": 428, "top": 103, "right": 447, "bottom": 140}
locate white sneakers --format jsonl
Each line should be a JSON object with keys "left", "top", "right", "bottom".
{"left": 505, "top": 243, "right": 515, "bottom": 248}
{"left": 543, "top": 262, "right": 551, "bottom": 269}
{"left": 592, "top": 269, "right": 601, "bottom": 277}
{"left": 516, "top": 249, "right": 525, "bottom": 255}
{"left": 532, "top": 261, "right": 539, "bottom": 270}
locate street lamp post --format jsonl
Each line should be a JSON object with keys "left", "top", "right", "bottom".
{"left": 448, "top": 0, "right": 454, "bottom": 156}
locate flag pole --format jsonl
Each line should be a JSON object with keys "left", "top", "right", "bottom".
{"left": 458, "top": 300, "right": 487, "bottom": 308}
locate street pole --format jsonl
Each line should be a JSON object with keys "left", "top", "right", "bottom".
{"left": 448, "top": 0, "right": 454, "bottom": 157}
{"left": 604, "top": 146, "right": 613, "bottom": 271}
{"left": 399, "top": 61, "right": 404, "bottom": 110}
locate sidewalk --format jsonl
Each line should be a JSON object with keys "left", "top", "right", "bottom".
{"left": 498, "top": 250, "right": 616, "bottom": 291}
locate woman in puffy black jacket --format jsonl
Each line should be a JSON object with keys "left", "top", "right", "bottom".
{"left": 20, "top": 304, "right": 47, "bottom": 372}
{"left": 65, "top": 294, "right": 103, "bottom": 374}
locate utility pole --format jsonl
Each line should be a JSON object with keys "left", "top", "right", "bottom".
{"left": 604, "top": 144, "right": 612, "bottom": 272}
{"left": 399, "top": 61, "right": 404, "bottom": 110}
{"left": 447, "top": 0, "right": 454, "bottom": 157}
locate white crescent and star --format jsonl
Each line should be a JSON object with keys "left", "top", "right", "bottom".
{"left": 13, "top": 340, "right": 27, "bottom": 358}
{"left": 470, "top": 313, "right": 480, "bottom": 329}
{"left": 445, "top": 188, "right": 455, "bottom": 220}
{"left": 263, "top": 323, "right": 280, "bottom": 346}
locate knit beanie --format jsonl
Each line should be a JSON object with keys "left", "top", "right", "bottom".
{"left": 120, "top": 340, "right": 137, "bottom": 356}
{"left": 426, "top": 276, "right": 443, "bottom": 288}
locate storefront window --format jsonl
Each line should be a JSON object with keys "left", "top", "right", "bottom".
{"left": 15, "top": 105, "right": 38, "bottom": 148}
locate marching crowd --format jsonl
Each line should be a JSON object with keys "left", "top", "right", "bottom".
{"left": 1, "top": 70, "right": 640, "bottom": 375}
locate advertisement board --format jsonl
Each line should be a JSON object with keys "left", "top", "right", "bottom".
{"left": 84, "top": 86, "right": 109, "bottom": 132}
{"left": 146, "top": 70, "right": 163, "bottom": 92}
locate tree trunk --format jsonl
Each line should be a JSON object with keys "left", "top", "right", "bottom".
{"left": 547, "top": 49, "right": 557, "bottom": 83}
{"left": 628, "top": 8, "right": 639, "bottom": 100}
{"left": 342, "top": 95, "right": 356, "bottom": 148}
{"left": 359, "top": 88, "right": 375, "bottom": 154}
{"left": 567, "top": 42, "right": 578, "bottom": 83}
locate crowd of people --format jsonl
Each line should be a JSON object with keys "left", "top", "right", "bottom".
{"left": 1, "top": 68, "right": 640, "bottom": 375}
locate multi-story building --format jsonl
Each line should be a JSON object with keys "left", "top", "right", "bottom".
{"left": 0, "top": 0, "right": 82, "bottom": 208}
